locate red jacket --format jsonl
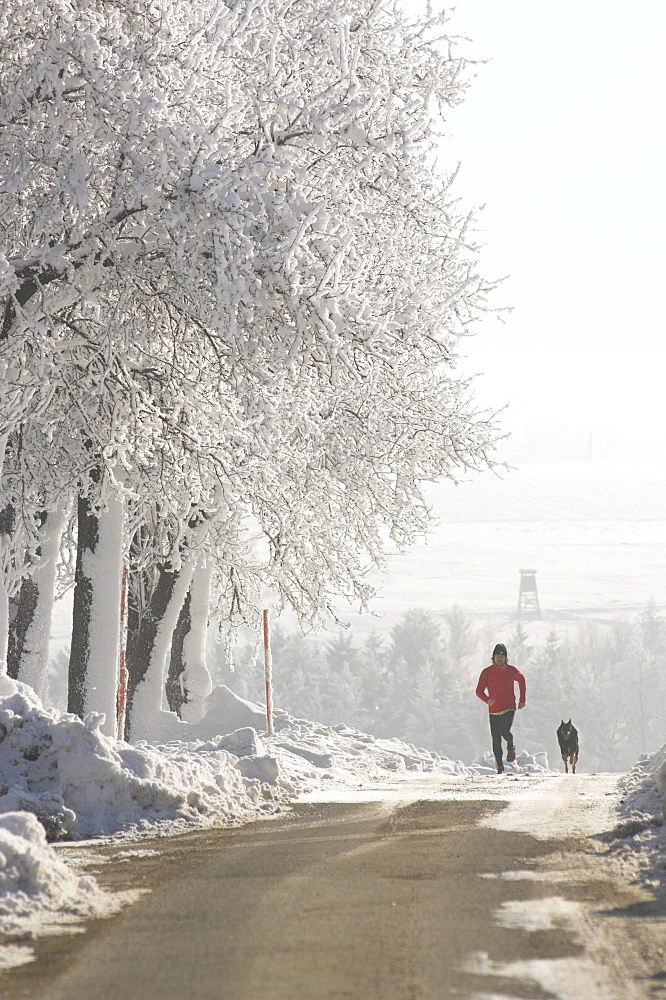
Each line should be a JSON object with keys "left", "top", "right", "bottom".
{"left": 476, "top": 663, "right": 526, "bottom": 714}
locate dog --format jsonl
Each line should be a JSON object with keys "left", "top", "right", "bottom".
{"left": 557, "top": 720, "right": 579, "bottom": 774}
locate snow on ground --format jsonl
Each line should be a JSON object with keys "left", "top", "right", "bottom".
{"left": 0, "top": 811, "right": 140, "bottom": 971}
{"left": 0, "top": 673, "right": 664, "bottom": 973}
{"left": 601, "top": 745, "right": 666, "bottom": 891}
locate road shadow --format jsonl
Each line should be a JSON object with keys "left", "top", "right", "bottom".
{"left": 597, "top": 895, "right": 666, "bottom": 919}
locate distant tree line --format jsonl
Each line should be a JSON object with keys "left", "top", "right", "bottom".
{"left": 210, "top": 603, "right": 666, "bottom": 772}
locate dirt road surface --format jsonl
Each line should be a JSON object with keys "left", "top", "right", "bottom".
{"left": 2, "top": 773, "right": 665, "bottom": 1000}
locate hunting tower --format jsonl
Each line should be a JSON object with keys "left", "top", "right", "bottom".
{"left": 517, "top": 568, "right": 540, "bottom": 618}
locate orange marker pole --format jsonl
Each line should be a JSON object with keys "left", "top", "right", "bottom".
{"left": 262, "top": 608, "right": 274, "bottom": 735}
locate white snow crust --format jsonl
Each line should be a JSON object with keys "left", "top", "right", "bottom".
{"left": 601, "top": 745, "right": 666, "bottom": 890}
{"left": 0, "top": 810, "right": 139, "bottom": 971}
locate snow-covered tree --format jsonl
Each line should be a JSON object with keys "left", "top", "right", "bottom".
{"left": 444, "top": 605, "right": 477, "bottom": 674}
{"left": 404, "top": 659, "right": 443, "bottom": 749}
{"left": 1, "top": 0, "right": 502, "bottom": 736}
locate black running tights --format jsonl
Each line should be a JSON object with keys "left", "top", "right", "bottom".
{"left": 489, "top": 710, "right": 515, "bottom": 768}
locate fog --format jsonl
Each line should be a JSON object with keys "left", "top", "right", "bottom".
{"left": 439, "top": 0, "right": 666, "bottom": 463}
{"left": 211, "top": 600, "right": 665, "bottom": 774}
{"left": 202, "top": 459, "right": 665, "bottom": 773}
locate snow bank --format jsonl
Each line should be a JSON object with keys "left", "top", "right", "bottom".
{"left": 472, "top": 748, "right": 554, "bottom": 775}
{"left": 128, "top": 685, "right": 474, "bottom": 802}
{"left": 0, "top": 677, "right": 281, "bottom": 842}
{"left": 193, "top": 684, "right": 285, "bottom": 738}
{"left": 601, "top": 744, "right": 666, "bottom": 891}
{"left": 0, "top": 811, "right": 137, "bottom": 971}
{"left": 127, "top": 684, "right": 286, "bottom": 742}
{"left": 263, "top": 718, "right": 471, "bottom": 794}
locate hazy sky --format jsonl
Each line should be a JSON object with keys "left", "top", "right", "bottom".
{"left": 413, "top": 0, "right": 666, "bottom": 461}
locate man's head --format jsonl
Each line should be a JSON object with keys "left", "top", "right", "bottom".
{"left": 492, "top": 643, "right": 507, "bottom": 665}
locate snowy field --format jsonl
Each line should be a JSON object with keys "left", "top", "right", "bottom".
{"left": 371, "top": 458, "right": 666, "bottom": 615}
{"left": 328, "top": 458, "right": 666, "bottom": 643}
{"left": 48, "top": 459, "right": 666, "bottom": 657}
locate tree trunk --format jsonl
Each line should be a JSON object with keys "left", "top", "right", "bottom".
{"left": 166, "top": 562, "right": 213, "bottom": 723}
{"left": 68, "top": 490, "right": 123, "bottom": 736}
{"left": 7, "top": 576, "right": 39, "bottom": 680}
{"left": 166, "top": 588, "right": 191, "bottom": 717}
{"left": 125, "top": 529, "right": 148, "bottom": 712}
{"left": 125, "top": 559, "right": 195, "bottom": 741}
{"left": 126, "top": 563, "right": 179, "bottom": 732}
{"left": 0, "top": 502, "right": 15, "bottom": 674}
{"left": 6, "top": 592, "right": 22, "bottom": 679}
{"left": 8, "top": 507, "right": 67, "bottom": 697}
{"left": 68, "top": 495, "right": 96, "bottom": 718}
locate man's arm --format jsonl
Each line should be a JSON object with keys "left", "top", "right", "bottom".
{"left": 475, "top": 670, "right": 490, "bottom": 704}
{"left": 516, "top": 669, "right": 526, "bottom": 709}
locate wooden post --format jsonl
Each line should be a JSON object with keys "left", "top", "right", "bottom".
{"left": 262, "top": 608, "right": 274, "bottom": 735}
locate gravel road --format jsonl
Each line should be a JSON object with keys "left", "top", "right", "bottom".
{"left": 2, "top": 774, "right": 665, "bottom": 1000}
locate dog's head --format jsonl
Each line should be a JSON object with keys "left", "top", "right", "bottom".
{"left": 558, "top": 719, "right": 574, "bottom": 739}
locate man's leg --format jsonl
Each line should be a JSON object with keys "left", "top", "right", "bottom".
{"left": 489, "top": 714, "right": 504, "bottom": 771}
{"left": 501, "top": 710, "right": 516, "bottom": 762}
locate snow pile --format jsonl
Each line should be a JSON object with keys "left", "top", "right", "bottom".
{"left": 262, "top": 719, "right": 470, "bottom": 792}
{"left": 0, "top": 678, "right": 282, "bottom": 842}
{"left": 131, "top": 685, "right": 474, "bottom": 802}
{"left": 0, "top": 675, "right": 475, "bottom": 851}
{"left": 601, "top": 744, "right": 666, "bottom": 891}
{"left": 472, "top": 748, "right": 554, "bottom": 775}
{"left": 130, "top": 684, "right": 276, "bottom": 743}
{"left": 0, "top": 811, "right": 138, "bottom": 970}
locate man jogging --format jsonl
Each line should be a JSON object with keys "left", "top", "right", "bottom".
{"left": 476, "top": 643, "right": 526, "bottom": 774}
